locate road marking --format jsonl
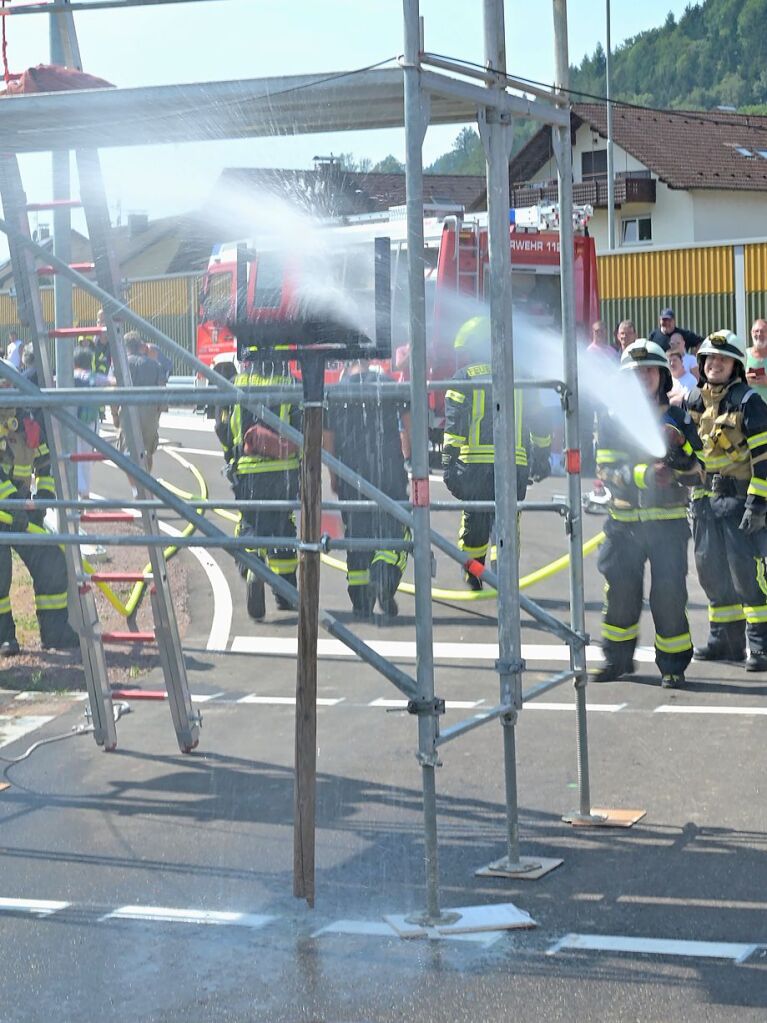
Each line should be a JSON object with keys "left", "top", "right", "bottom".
{"left": 369, "top": 697, "right": 484, "bottom": 710}
{"left": 190, "top": 692, "right": 224, "bottom": 703}
{"left": 0, "top": 897, "right": 69, "bottom": 917}
{"left": 617, "top": 895, "right": 767, "bottom": 911}
{"left": 231, "top": 637, "right": 637, "bottom": 663}
{"left": 546, "top": 932, "right": 758, "bottom": 962}
{"left": 526, "top": 702, "right": 626, "bottom": 713}
{"left": 236, "top": 695, "right": 345, "bottom": 706}
{"left": 0, "top": 715, "right": 55, "bottom": 750}
{"left": 100, "top": 906, "right": 275, "bottom": 928}
{"left": 654, "top": 705, "right": 767, "bottom": 716}
{"left": 162, "top": 445, "right": 222, "bottom": 458}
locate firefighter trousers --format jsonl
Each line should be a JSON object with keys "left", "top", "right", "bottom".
{"left": 444, "top": 462, "right": 496, "bottom": 575}
{"left": 597, "top": 517, "right": 693, "bottom": 675}
{"left": 341, "top": 509, "right": 409, "bottom": 614}
{"left": 0, "top": 540, "right": 72, "bottom": 646}
{"left": 691, "top": 497, "right": 767, "bottom": 655}
{"left": 234, "top": 469, "right": 299, "bottom": 583}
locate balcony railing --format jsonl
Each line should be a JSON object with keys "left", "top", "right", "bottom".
{"left": 511, "top": 175, "right": 656, "bottom": 210}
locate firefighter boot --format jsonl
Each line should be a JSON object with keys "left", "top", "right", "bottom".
{"left": 274, "top": 572, "right": 296, "bottom": 611}
{"left": 693, "top": 641, "right": 746, "bottom": 662}
{"left": 40, "top": 613, "right": 80, "bottom": 651}
{"left": 661, "top": 672, "right": 686, "bottom": 689}
{"left": 463, "top": 556, "right": 485, "bottom": 592}
{"left": 745, "top": 651, "right": 767, "bottom": 672}
{"left": 590, "top": 659, "right": 635, "bottom": 684}
{"left": 0, "top": 637, "right": 20, "bottom": 657}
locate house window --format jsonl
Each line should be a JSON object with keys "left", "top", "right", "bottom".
{"left": 581, "top": 149, "right": 607, "bottom": 181}
{"left": 621, "top": 216, "right": 652, "bottom": 244}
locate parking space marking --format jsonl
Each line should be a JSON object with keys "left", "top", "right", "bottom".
{"left": 230, "top": 637, "right": 655, "bottom": 663}
{"left": 0, "top": 897, "right": 70, "bottom": 917}
{"left": 654, "top": 705, "right": 767, "bottom": 716}
{"left": 546, "top": 932, "right": 759, "bottom": 962}
{"left": 526, "top": 702, "right": 627, "bottom": 713}
{"left": 369, "top": 697, "right": 484, "bottom": 710}
{"left": 236, "top": 695, "right": 344, "bottom": 706}
{"left": 100, "top": 906, "right": 275, "bottom": 928}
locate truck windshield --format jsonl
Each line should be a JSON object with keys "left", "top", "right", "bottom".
{"left": 201, "top": 269, "right": 233, "bottom": 323}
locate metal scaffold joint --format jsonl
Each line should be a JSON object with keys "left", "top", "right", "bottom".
{"left": 407, "top": 696, "right": 445, "bottom": 717}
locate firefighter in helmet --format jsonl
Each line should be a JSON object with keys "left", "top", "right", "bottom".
{"left": 324, "top": 360, "right": 409, "bottom": 620}
{"left": 0, "top": 361, "right": 79, "bottom": 655}
{"left": 441, "top": 316, "right": 551, "bottom": 590}
{"left": 217, "top": 351, "right": 301, "bottom": 621}
{"left": 593, "top": 339, "right": 703, "bottom": 687}
{"left": 686, "top": 330, "right": 767, "bottom": 671}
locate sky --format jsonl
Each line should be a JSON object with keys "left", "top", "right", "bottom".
{"left": 4, "top": 0, "right": 693, "bottom": 232}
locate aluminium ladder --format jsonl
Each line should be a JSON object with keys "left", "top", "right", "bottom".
{"left": 0, "top": 155, "right": 199, "bottom": 754}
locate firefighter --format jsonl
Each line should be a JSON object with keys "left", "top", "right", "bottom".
{"left": 0, "top": 363, "right": 79, "bottom": 655}
{"left": 686, "top": 330, "right": 767, "bottom": 670}
{"left": 593, "top": 340, "right": 703, "bottom": 687}
{"left": 324, "top": 360, "right": 409, "bottom": 620}
{"left": 218, "top": 352, "right": 301, "bottom": 621}
{"left": 441, "top": 316, "right": 551, "bottom": 590}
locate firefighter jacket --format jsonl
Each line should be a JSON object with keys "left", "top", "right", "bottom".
{"left": 0, "top": 410, "right": 55, "bottom": 507}
{"left": 596, "top": 403, "right": 703, "bottom": 523}
{"left": 218, "top": 364, "right": 301, "bottom": 476}
{"left": 442, "top": 362, "right": 551, "bottom": 471}
{"left": 93, "top": 340, "right": 111, "bottom": 376}
{"left": 685, "top": 380, "right": 767, "bottom": 505}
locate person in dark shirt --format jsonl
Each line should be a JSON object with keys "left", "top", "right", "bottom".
{"left": 324, "top": 361, "right": 409, "bottom": 620}
{"left": 648, "top": 307, "right": 703, "bottom": 353}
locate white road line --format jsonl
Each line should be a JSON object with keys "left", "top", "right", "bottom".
{"left": 369, "top": 697, "right": 484, "bottom": 709}
{"left": 162, "top": 445, "right": 222, "bottom": 458}
{"left": 0, "top": 715, "right": 55, "bottom": 750}
{"left": 231, "top": 637, "right": 632, "bottom": 662}
{"left": 90, "top": 492, "right": 232, "bottom": 652}
{"left": 236, "top": 695, "right": 345, "bottom": 706}
{"left": 0, "top": 897, "right": 69, "bottom": 917}
{"left": 100, "top": 906, "right": 275, "bottom": 928}
{"left": 526, "top": 702, "right": 626, "bottom": 713}
{"left": 546, "top": 932, "right": 758, "bottom": 962}
{"left": 190, "top": 693, "right": 224, "bottom": 704}
{"left": 654, "top": 705, "right": 767, "bottom": 716}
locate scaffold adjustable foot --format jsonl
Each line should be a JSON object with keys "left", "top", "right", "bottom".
{"left": 475, "top": 855, "right": 563, "bottom": 881}
{"left": 562, "top": 808, "right": 646, "bottom": 828}
{"left": 400, "top": 908, "right": 462, "bottom": 930}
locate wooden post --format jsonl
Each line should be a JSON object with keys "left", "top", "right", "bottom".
{"left": 293, "top": 355, "right": 325, "bottom": 907}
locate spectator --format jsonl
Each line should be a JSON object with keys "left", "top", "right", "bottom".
{"left": 667, "top": 331, "right": 700, "bottom": 382}
{"left": 587, "top": 320, "right": 619, "bottom": 360}
{"left": 668, "top": 349, "right": 697, "bottom": 406}
{"left": 92, "top": 309, "right": 111, "bottom": 377}
{"left": 746, "top": 318, "right": 767, "bottom": 403}
{"left": 616, "top": 319, "right": 637, "bottom": 352}
{"left": 146, "top": 343, "right": 172, "bottom": 384}
{"left": 112, "top": 331, "right": 164, "bottom": 480}
{"left": 649, "top": 307, "right": 703, "bottom": 353}
{"left": 5, "top": 331, "right": 23, "bottom": 369}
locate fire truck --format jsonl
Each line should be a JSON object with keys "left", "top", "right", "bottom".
{"left": 195, "top": 202, "right": 599, "bottom": 437}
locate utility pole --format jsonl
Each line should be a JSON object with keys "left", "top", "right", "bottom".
{"left": 606, "top": 0, "right": 615, "bottom": 250}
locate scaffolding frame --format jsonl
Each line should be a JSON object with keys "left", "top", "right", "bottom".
{"left": 0, "top": 0, "right": 603, "bottom": 920}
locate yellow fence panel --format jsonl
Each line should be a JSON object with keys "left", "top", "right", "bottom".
{"left": 599, "top": 245, "right": 733, "bottom": 300}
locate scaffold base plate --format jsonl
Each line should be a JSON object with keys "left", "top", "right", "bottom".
{"left": 475, "top": 855, "right": 563, "bottom": 880}
{"left": 565, "top": 808, "right": 646, "bottom": 828}
{"left": 385, "top": 902, "right": 537, "bottom": 939}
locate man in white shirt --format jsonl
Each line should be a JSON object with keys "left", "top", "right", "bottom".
{"left": 668, "top": 349, "right": 697, "bottom": 405}
{"left": 5, "top": 332, "right": 23, "bottom": 370}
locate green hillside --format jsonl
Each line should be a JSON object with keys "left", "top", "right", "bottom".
{"left": 571, "top": 0, "right": 767, "bottom": 113}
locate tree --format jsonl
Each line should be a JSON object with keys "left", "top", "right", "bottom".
{"left": 372, "top": 155, "right": 405, "bottom": 173}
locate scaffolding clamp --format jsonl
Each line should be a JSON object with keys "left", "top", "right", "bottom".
{"left": 407, "top": 696, "right": 445, "bottom": 717}
{"left": 495, "top": 658, "right": 525, "bottom": 676}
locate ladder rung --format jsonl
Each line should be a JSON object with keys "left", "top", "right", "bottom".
{"left": 69, "top": 451, "right": 107, "bottom": 463}
{"left": 26, "top": 199, "right": 83, "bottom": 211}
{"left": 110, "top": 689, "right": 167, "bottom": 700}
{"left": 80, "top": 511, "right": 135, "bottom": 523}
{"left": 90, "top": 572, "right": 152, "bottom": 583}
{"left": 48, "top": 326, "right": 107, "bottom": 338}
{"left": 102, "top": 631, "right": 156, "bottom": 644}
{"left": 37, "top": 263, "right": 95, "bottom": 275}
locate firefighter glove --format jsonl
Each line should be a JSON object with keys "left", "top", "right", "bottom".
{"left": 441, "top": 446, "right": 459, "bottom": 471}
{"left": 528, "top": 446, "right": 551, "bottom": 483}
{"left": 222, "top": 461, "right": 237, "bottom": 486}
{"left": 739, "top": 505, "right": 767, "bottom": 535}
